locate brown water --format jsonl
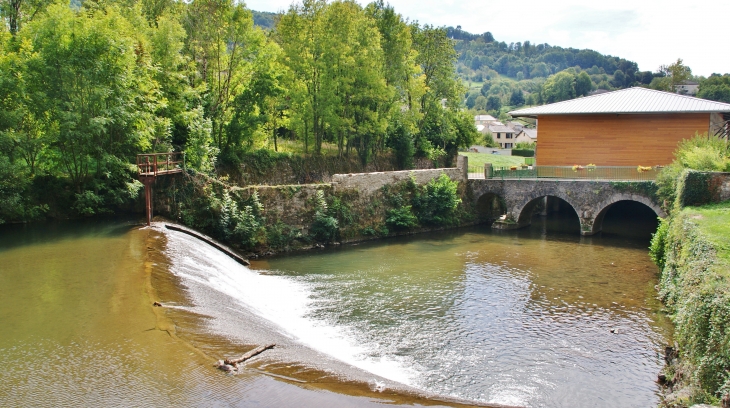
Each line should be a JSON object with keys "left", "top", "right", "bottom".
{"left": 0, "top": 220, "right": 437, "bottom": 407}
{"left": 0, "top": 206, "right": 671, "bottom": 407}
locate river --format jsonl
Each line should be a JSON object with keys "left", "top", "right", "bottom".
{"left": 0, "top": 205, "right": 671, "bottom": 407}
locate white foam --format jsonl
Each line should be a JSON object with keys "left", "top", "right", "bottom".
{"left": 160, "top": 227, "right": 415, "bottom": 386}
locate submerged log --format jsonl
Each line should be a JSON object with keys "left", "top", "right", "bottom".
{"left": 224, "top": 344, "right": 276, "bottom": 366}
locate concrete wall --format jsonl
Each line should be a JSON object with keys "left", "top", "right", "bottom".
{"left": 467, "top": 146, "right": 512, "bottom": 155}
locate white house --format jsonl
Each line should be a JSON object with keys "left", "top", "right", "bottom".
{"left": 675, "top": 81, "right": 699, "bottom": 95}
{"left": 475, "top": 114, "right": 498, "bottom": 127}
{"left": 514, "top": 128, "right": 537, "bottom": 145}
{"left": 489, "top": 124, "right": 516, "bottom": 148}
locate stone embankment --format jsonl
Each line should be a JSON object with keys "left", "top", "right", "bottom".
{"left": 153, "top": 156, "right": 476, "bottom": 257}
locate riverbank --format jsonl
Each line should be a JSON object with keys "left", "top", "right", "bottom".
{"left": 652, "top": 201, "right": 730, "bottom": 407}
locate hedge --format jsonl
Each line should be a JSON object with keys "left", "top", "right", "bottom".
{"left": 511, "top": 149, "right": 534, "bottom": 157}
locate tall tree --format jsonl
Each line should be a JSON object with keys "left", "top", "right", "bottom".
{"left": 183, "top": 0, "right": 273, "bottom": 159}
{"left": 649, "top": 58, "right": 693, "bottom": 92}
{"left": 541, "top": 71, "right": 576, "bottom": 103}
{"left": 575, "top": 71, "right": 592, "bottom": 96}
{"left": 22, "top": 4, "right": 164, "bottom": 189}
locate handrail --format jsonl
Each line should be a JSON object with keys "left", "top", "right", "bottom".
{"left": 468, "top": 165, "right": 660, "bottom": 181}
{"left": 137, "top": 152, "right": 185, "bottom": 177}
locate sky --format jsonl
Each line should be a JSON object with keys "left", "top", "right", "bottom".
{"left": 245, "top": 0, "right": 729, "bottom": 77}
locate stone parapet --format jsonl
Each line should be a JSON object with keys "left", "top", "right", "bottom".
{"left": 332, "top": 167, "right": 464, "bottom": 195}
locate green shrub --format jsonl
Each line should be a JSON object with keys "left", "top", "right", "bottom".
{"left": 310, "top": 190, "right": 339, "bottom": 242}
{"left": 412, "top": 173, "right": 461, "bottom": 226}
{"left": 511, "top": 149, "right": 534, "bottom": 157}
{"left": 675, "top": 133, "right": 729, "bottom": 171}
{"left": 677, "top": 170, "right": 716, "bottom": 208}
{"left": 481, "top": 132, "right": 498, "bottom": 148}
{"left": 649, "top": 217, "right": 669, "bottom": 269}
{"left": 220, "top": 190, "right": 266, "bottom": 250}
{"left": 656, "top": 134, "right": 730, "bottom": 210}
{"left": 657, "top": 208, "right": 730, "bottom": 400}
{"left": 73, "top": 190, "right": 108, "bottom": 216}
{"left": 656, "top": 163, "right": 683, "bottom": 206}
{"left": 266, "top": 221, "right": 301, "bottom": 250}
{"left": 386, "top": 205, "right": 418, "bottom": 230}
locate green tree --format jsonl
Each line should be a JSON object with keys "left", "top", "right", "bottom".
{"left": 575, "top": 71, "right": 592, "bottom": 96}
{"left": 509, "top": 89, "right": 525, "bottom": 106}
{"left": 486, "top": 95, "right": 501, "bottom": 111}
{"left": 0, "top": 0, "right": 51, "bottom": 35}
{"left": 697, "top": 74, "right": 730, "bottom": 103}
{"left": 649, "top": 58, "right": 693, "bottom": 92}
{"left": 184, "top": 0, "right": 273, "bottom": 159}
{"left": 23, "top": 4, "right": 163, "bottom": 188}
{"left": 541, "top": 71, "right": 575, "bottom": 103}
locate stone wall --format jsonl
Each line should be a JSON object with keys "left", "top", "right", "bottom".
{"left": 331, "top": 155, "right": 467, "bottom": 196}
{"left": 332, "top": 167, "right": 465, "bottom": 196}
{"left": 470, "top": 178, "right": 663, "bottom": 235}
{"left": 155, "top": 158, "right": 473, "bottom": 255}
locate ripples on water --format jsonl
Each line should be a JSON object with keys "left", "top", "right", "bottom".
{"left": 159, "top": 209, "right": 671, "bottom": 408}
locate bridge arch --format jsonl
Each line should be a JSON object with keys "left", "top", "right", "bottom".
{"left": 588, "top": 195, "right": 666, "bottom": 235}
{"left": 475, "top": 192, "right": 507, "bottom": 221}
{"left": 514, "top": 193, "right": 582, "bottom": 227}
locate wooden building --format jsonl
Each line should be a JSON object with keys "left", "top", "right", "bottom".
{"left": 509, "top": 88, "right": 730, "bottom": 166}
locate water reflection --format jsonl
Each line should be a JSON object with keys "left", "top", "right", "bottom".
{"left": 258, "top": 210, "right": 670, "bottom": 408}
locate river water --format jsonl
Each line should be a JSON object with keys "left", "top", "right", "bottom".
{"left": 0, "top": 206, "right": 671, "bottom": 407}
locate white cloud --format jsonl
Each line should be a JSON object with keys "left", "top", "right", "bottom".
{"left": 246, "top": 0, "right": 730, "bottom": 76}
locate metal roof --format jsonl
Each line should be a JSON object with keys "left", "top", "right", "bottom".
{"left": 509, "top": 87, "right": 730, "bottom": 118}
{"left": 475, "top": 114, "right": 497, "bottom": 121}
{"left": 488, "top": 124, "right": 514, "bottom": 133}
{"left": 520, "top": 129, "right": 537, "bottom": 139}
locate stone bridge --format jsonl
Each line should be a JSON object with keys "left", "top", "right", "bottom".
{"left": 468, "top": 178, "right": 666, "bottom": 235}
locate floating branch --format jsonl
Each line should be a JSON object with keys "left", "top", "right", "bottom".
{"left": 215, "top": 344, "right": 276, "bottom": 372}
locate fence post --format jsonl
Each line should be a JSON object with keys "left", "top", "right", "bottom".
{"left": 484, "top": 163, "right": 492, "bottom": 179}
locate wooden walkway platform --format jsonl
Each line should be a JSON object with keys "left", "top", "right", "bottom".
{"left": 137, "top": 152, "right": 185, "bottom": 225}
{"left": 137, "top": 152, "right": 184, "bottom": 177}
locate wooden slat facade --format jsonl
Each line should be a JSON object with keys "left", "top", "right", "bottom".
{"left": 536, "top": 113, "right": 710, "bottom": 166}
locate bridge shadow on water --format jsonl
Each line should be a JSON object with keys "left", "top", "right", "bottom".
{"left": 508, "top": 197, "right": 659, "bottom": 249}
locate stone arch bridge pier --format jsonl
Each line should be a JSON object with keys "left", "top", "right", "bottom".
{"left": 469, "top": 179, "right": 665, "bottom": 235}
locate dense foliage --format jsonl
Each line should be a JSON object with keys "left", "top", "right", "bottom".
{"left": 650, "top": 203, "right": 730, "bottom": 406}
{"left": 448, "top": 28, "right": 729, "bottom": 119}
{"left": 384, "top": 173, "right": 462, "bottom": 230}
{"left": 650, "top": 134, "right": 730, "bottom": 405}
{"left": 0, "top": 0, "right": 477, "bottom": 223}
{"left": 449, "top": 26, "right": 657, "bottom": 116}
{"left": 655, "top": 134, "right": 730, "bottom": 209}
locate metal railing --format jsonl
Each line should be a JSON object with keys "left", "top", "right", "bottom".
{"left": 137, "top": 152, "right": 185, "bottom": 176}
{"left": 469, "top": 164, "right": 660, "bottom": 181}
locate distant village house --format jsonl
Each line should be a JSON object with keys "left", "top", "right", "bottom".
{"left": 514, "top": 128, "right": 537, "bottom": 145}
{"left": 675, "top": 81, "right": 699, "bottom": 95}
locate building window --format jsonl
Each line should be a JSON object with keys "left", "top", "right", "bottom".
{"left": 506, "top": 133, "right": 512, "bottom": 139}
{"left": 496, "top": 133, "right": 501, "bottom": 139}
{"left": 505, "top": 143, "right": 513, "bottom": 148}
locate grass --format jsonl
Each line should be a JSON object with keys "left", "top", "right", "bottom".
{"left": 260, "top": 138, "right": 342, "bottom": 156}
{"left": 459, "top": 152, "right": 526, "bottom": 168}
{"left": 684, "top": 201, "right": 730, "bottom": 265}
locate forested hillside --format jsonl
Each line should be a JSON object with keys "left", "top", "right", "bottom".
{"left": 0, "top": 0, "right": 476, "bottom": 223}
{"left": 445, "top": 27, "right": 662, "bottom": 117}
